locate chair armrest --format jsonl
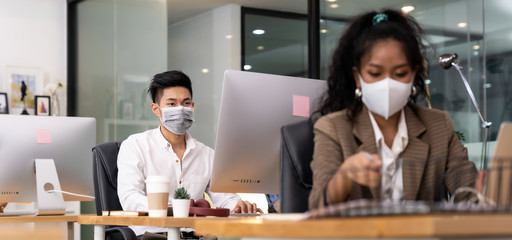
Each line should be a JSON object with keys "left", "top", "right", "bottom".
{"left": 105, "top": 226, "right": 137, "bottom": 240}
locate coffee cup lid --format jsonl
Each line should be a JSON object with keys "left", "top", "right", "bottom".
{"left": 145, "top": 175, "right": 170, "bottom": 183}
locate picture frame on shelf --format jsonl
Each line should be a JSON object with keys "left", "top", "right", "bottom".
{"left": 0, "top": 92, "right": 8, "bottom": 114}
{"left": 4, "top": 66, "right": 43, "bottom": 115}
{"left": 34, "top": 95, "right": 51, "bottom": 116}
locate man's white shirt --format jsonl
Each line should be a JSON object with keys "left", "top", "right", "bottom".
{"left": 117, "top": 127, "right": 240, "bottom": 236}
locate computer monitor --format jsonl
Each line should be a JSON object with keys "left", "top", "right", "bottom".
{"left": 0, "top": 115, "right": 96, "bottom": 214}
{"left": 485, "top": 122, "right": 512, "bottom": 206}
{"left": 211, "top": 70, "right": 326, "bottom": 194}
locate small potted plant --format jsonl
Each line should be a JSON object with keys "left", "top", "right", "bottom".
{"left": 172, "top": 187, "right": 191, "bottom": 217}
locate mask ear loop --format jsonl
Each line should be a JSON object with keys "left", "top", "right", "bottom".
{"left": 156, "top": 104, "right": 166, "bottom": 126}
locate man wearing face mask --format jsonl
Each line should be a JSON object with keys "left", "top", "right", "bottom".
{"left": 117, "top": 70, "right": 262, "bottom": 239}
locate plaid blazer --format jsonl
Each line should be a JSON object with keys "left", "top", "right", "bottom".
{"left": 308, "top": 103, "right": 477, "bottom": 210}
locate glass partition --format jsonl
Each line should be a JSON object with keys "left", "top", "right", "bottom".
{"left": 242, "top": 8, "right": 309, "bottom": 77}
{"left": 72, "top": 1, "right": 167, "bottom": 238}
{"left": 74, "top": 0, "right": 167, "bottom": 144}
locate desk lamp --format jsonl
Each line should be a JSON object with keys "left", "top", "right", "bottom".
{"left": 438, "top": 53, "right": 492, "bottom": 169}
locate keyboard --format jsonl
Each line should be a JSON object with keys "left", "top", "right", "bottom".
{"left": 308, "top": 199, "right": 507, "bottom": 219}
{"left": 0, "top": 209, "right": 37, "bottom": 216}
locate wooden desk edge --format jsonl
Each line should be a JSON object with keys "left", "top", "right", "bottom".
{"left": 194, "top": 214, "right": 512, "bottom": 238}
{"left": 78, "top": 215, "right": 196, "bottom": 228}
{"left": 433, "top": 214, "right": 512, "bottom": 237}
{"left": 0, "top": 215, "right": 78, "bottom": 223}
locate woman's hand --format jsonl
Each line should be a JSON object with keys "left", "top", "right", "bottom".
{"left": 231, "top": 200, "right": 263, "bottom": 214}
{"left": 340, "top": 152, "right": 382, "bottom": 188}
{"left": 476, "top": 169, "right": 487, "bottom": 193}
{"left": 327, "top": 152, "right": 382, "bottom": 204}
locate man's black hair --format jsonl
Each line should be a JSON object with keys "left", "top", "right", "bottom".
{"left": 147, "top": 70, "right": 193, "bottom": 103}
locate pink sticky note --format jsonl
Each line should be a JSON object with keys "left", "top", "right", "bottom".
{"left": 37, "top": 129, "right": 52, "bottom": 144}
{"left": 293, "top": 95, "right": 310, "bottom": 117}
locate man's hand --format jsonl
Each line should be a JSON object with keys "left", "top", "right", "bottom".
{"left": 0, "top": 202, "right": 6, "bottom": 213}
{"left": 231, "top": 200, "right": 263, "bottom": 214}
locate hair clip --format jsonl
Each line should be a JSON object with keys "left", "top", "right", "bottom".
{"left": 372, "top": 13, "right": 388, "bottom": 25}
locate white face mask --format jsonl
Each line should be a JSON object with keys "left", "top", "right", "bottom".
{"left": 358, "top": 74, "right": 413, "bottom": 119}
{"left": 159, "top": 105, "right": 194, "bottom": 135}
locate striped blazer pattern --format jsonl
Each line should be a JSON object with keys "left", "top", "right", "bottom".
{"left": 308, "top": 103, "right": 477, "bottom": 210}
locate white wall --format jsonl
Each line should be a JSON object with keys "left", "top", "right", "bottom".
{"left": 0, "top": 1, "right": 75, "bottom": 238}
{"left": 0, "top": 0, "right": 67, "bottom": 115}
{"left": 168, "top": 4, "right": 241, "bottom": 148}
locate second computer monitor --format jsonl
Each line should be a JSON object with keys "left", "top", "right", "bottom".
{"left": 0, "top": 115, "right": 96, "bottom": 203}
{"left": 211, "top": 70, "right": 326, "bottom": 194}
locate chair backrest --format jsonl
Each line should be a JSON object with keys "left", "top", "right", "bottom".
{"left": 280, "top": 120, "right": 314, "bottom": 213}
{"left": 92, "top": 141, "right": 123, "bottom": 216}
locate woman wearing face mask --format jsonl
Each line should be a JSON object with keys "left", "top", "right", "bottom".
{"left": 308, "top": 9, "right": 477, "bottom": 209}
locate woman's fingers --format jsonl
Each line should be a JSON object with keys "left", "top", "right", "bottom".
{"left": 341, "top": 152, "right": 382, "bottom": 187}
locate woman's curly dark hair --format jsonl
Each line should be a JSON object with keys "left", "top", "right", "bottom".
{"left": 316, "top": 9, "right": 429, "bottom": 120}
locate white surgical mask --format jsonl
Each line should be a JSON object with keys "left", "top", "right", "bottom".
{"left": 159, "top": 105, "right": 194, "bottom": 135}
{"left": 358, "top": 74, "right": 413, "bottom": 119}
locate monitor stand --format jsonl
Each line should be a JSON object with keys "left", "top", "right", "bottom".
{"left": 35, "top": 159, "right": 66, "bottom": 215}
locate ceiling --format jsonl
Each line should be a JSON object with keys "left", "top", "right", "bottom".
{"left": 167, "top": 0, "right": 307, "bottom": 25}
{"left": 167, "top": 0, "right": 512, "bottom": 34}
{"left": 167, "top": 0, "right": 512, "bottom": 75}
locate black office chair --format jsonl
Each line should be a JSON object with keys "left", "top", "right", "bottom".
{"left": 92, "top": 141, "right": 137, "bottom": 240}
{"left": 280, "top": 120, "right": 315, "bottom": 213}
{"left": 279, "top": 120, "right": 449, "bottom": 210}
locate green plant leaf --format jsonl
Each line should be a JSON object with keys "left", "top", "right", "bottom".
{"left": 456, "top": 130, "right": 466, "bottom": 142}
{"left": 173, "top": 187, "right": 191, "bottom": 199}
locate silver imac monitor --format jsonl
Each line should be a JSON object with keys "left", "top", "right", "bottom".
{"left": 211, "top": 70, "right": 326, "bottom": 194}
{"left": 485, "top": 122, "right": 512, "bottom": 206}
{"left": 0, "top": 115, "right": 96, "bottom": 214}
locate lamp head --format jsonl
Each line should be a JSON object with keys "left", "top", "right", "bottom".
{"left": 438, "top": 53, "right": 458, "bottom": 70}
